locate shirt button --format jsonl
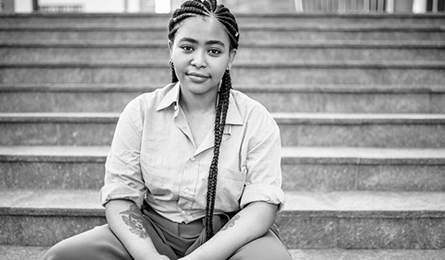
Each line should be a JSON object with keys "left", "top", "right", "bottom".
{"left": 184, "top": 188, "right": 190, "bottom": 194}
{"left": 190, "top": 157, "right": 195, "bottom": 161}
{"left": 181, "top": 210, "right": 186, "bottom": 215}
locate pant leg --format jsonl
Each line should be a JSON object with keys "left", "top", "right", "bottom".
{"left": 41, "top": 225, "right": 133, "bottom": 260}
{"left": 41, "top": 223, "right": 178, "bottom": 260}
{"left": 228, "top": 230, "right": 292, "bottom": 260}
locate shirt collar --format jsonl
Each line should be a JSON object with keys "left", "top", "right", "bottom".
{"left": 225, "top": 91, "right": 243, "bottom": 126}
{"left": 156, "top": 82, "right": 243, "bottom": 126}
{"left": 156, "top": 82, "right": 180, "bottom": 112}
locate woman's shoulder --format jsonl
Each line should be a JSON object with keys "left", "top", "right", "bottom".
{"left": 230, "top": 89, "right": 272, "bottom": 118}
{"left": 126, "top": 83, "right": 176, "bottom": 111}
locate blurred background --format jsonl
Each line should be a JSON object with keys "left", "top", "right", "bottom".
{"left": 1, "top": 0, "right": 444, "bottom": 13}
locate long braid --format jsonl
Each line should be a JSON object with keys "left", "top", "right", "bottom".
{"left": 205, "top": 70, "right": 231, "bottom": 239}
{"left": 170, "top": 61, "right": 178, "bottom": 83}
{"left": 168, "top": 0, "right": 239, "bottom": 240}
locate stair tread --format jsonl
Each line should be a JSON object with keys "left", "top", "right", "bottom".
{"left": 2, "top": 111, "right": 445, "bottom": 118}
{"left": 0, "top": 145, "right": 109, "bottom": 160}
{"left": 2, "top": 246, "right": 445, "bottom": 260}
{"left": 282, "top": 146, "right": 445, "bottom": 161}
{"left": 2, "top": 12, "right": 445, "bottom": 18}
{"left": 1, "top": 189, "right": 444, "bottom": 217}
{"left": 1, "top": 112, "right": 445, "bottom": 124}
{"left": 2, "top": 83, "right": 445, "bottom": 93}
{"left": 0, "top": 189, "right": 102, "bottom": 216}
{"left": 289, "top": 249, "right": 445, "bottom": 260}
{"left": 1, "top": 247, "right": 445, "bottom": 260}
{"left": 1, "top": 146, "right": 444, "bottom": 162}
{"left": 1, "top": 23, "right": 444, "bottom": 29}
{"left": 284, "top": 191, "right": 445, "bottom": 214}
{"left": 2, "top": 39, "right": 444, "bottom": 47}
{"left": 2, "top": 59, "right": 445, "bottom": 67}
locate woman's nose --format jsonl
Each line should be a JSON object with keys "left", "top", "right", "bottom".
{"left": 190, "top": 50, "right": 207, "bottom": 68}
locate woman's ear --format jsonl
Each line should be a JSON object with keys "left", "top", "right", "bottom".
{"left": 227, "top": 49, "right": 237, "bottom": 71}
{"left": 168, "top": 40, "right": 173, "bottom": 58}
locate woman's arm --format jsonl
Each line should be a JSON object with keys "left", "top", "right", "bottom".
{"left": 180, "top": 201, "right": 278, "bottom": 260}
{"left": 106, "top": 200, "right": 171, "bottom": 260}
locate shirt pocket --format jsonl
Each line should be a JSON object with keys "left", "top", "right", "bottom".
{"left": 215, "top": 167, "right": 246, "bottom": 211}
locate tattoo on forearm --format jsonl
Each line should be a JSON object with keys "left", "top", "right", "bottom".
{"left": 221, "top": 215, "right": 240, "bottom": 231}
{"left": 119, "top": 204, "right": 149, "bottom": 239}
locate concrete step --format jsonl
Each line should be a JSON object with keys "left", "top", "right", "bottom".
{"left": 1, "top": 24, "right": 444, "bottom": 42}
{"left": 2, "top": 246, "right": 445, "bottom": 260}
{"left": 1, "top": 112, "right": 445, "bottom": 147}
{"left": 1, "top": 146, "right": 445, "bottom": 192}
{"left": 281, "top": 146, "right": 445, "bottom": 192}
{"left": 2, "top": 40, "right": 445, "bottom": 62}
{"left": 0, "top": 146, "right": 107, "bottom": 190}
{"left": 1, "top": 61, "right": 444, "bottom": 85}
{"left": 1, "top": 84, "right": 445, "bottom": 113}
{"left": 1, "top": 13, "right": 444, "bottom": 26}
{"left": 1, "top": 189, "right": 444, "bottom": 249}
{"left": 288, "top": 249, "right": 445, "bottom": 260}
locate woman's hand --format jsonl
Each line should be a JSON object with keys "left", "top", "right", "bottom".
{"left": 179, "top": 202, "right": 277, "bottom": 260}
{"left": 150, "top": 255, "right": 171, "bottom": 260}
{"left": 177, "top": 256, "right": 193, "bottom": 260}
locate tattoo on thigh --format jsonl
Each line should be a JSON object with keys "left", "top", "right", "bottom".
{"left": 221, "top": 215, "right": 241, "bottom": 231}
{"left": 119, "top": 204, "right": 149, "bottom": 239}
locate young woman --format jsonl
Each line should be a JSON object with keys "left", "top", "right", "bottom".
{"left": 42, "top": 1, "right": 292, "bottom": 259}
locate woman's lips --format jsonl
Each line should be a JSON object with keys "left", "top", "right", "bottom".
{"left": 187, "top": 72, "right": 210, "bottom": 82}
{"left": 187, "top": 72, "right": 210, "bottom": 78}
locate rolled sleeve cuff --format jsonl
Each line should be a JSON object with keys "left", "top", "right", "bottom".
{"left": 100, "top": 183, "right": 145, "bottom": 208}
{"left": 240, "top": 184, "right": 285, "bottom": 211}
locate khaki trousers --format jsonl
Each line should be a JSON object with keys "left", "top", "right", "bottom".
{"left": 41, "top": 206, "right": 292, "bottom": 260}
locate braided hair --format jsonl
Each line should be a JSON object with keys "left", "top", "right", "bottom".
{"left": 168, "top": 0, "right": 240, "bottom": 240}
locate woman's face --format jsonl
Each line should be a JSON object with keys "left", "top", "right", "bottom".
{"left": 169, "top": 16, "right": 236, "bottom": 100}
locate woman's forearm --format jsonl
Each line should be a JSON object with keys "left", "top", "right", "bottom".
{"left": 182, "top": 201, "right": 278, "bottom": 260}
{"left": 105, "top": 200, "right": 169, "bottom": 260}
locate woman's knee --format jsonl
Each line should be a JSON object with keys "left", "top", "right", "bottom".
{"left": 229, "top": 231, "right": 292, "bottom": 260}
{"left": 41, "top": 239, "right": 80, "bottom": 260}
{"left": 41, "top": 225, "right": 128, "bottom": 260}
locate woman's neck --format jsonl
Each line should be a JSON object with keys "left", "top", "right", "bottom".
{"left": 179, "top": 88, "right": 218, "bottom": 115}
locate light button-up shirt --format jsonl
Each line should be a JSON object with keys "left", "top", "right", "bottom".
{"left": 100, "top": 83, "right": 285, "bottom": 223}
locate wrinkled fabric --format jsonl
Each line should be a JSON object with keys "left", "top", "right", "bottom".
{"left": 100, "top": 82, "right": 285, "bottom": 224}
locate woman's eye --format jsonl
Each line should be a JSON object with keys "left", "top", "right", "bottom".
{"left": 209, "top": 49, "right": 221, "bottom": 55}
{"left": 181, "top": 46, "right": 193, "bottom": 52}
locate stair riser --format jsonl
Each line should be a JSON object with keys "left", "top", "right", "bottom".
{"left": 4, "top": 247, "right": 445, "bottom": 260}
{"left": 2, "top": 91, "right": 444, "bottom": 114}
{"left": 2, "top": 47, "right": 445, "bottom": 62}
{"left": 0, "top": 30, "right": 167, "bottom": 42}
{"left": 279, "top": 124, "right": 445, "bottom": 148}
{"left": 0, "top": 161, "right": 105, "bottom": 190}
{"left": 1, "top": 213, "right": 444, "bottom": 249}
{"left": 0, "top": 123, "right": 116, "bottom": 146}
{"left": 2, "top": 16, "right": 444, "bottom": 26}
{"left": 2, "top": 160, "right": 445, "bottom": 192}
{"left": 278, "top": 213, "right": 445, "bottom": 249}
{"left": 0, "top": 215, "right": 106, "bottom": 246}
{"left": 243, "top": 30, "right": 445, "bottom": 41}
{"left": 0, "top": 16, "right": 170, "bottom": 26}
{"left": 1, "top": 121, "right": 444, "bottom": 147}
{"left": 1, "top": 30, "right": 444, "bottom": 42}
{"left": 2, "top": 66, "right": 444, "bottom": 85}
{"left": 0, "top": 92, "right": 141, "bottom": 113}
{"left": 282, "top": 164, "right": 445, "bottom": 192}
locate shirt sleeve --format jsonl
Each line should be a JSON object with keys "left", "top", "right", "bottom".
{"left": 100, "top": 98, "right": 147, "bottom": 208}
{"left": 239, "top": 104, "right": 285, "bottom": 211}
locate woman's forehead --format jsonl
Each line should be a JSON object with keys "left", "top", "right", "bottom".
{"left": 174, "top": 16, "right": 230, "bottom": 46}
